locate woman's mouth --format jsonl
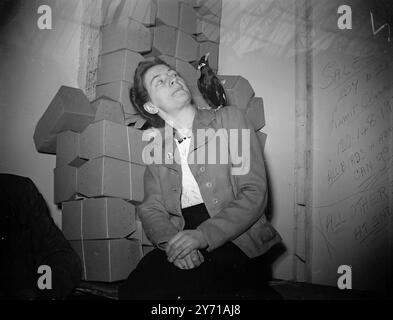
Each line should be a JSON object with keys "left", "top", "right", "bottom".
{"left": 172, "top": 86, "right": 184, "bottom": 95}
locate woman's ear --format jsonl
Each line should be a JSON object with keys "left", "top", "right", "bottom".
{"left": 143, "top": 102, "right": 158, "bottom": 114}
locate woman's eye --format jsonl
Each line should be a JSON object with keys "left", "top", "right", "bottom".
{"left": 157, "top": 79, "right": 164, "bottom": 85}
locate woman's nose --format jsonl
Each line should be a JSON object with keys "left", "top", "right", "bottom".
{"left": 169, "top": 78, "right": 175, "bottom": 86}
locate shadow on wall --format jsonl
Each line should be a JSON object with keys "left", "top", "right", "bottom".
{"left": 0, "top": 0, "right": 22, "bottom": 28}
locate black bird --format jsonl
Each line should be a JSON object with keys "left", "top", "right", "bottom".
{"left": 197, "top": 53, "right": 228, "bottom": 110}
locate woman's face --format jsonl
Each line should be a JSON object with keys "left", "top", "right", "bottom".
{"left": 143, "top": 64, "right": 191, "bottom": 115}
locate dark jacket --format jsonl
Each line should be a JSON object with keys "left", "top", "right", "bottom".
{"left": 138, "top": 106, "right": 282, "bottom": 258}
{"left": 0, "top": 174, "right": 81, "bottom": 300}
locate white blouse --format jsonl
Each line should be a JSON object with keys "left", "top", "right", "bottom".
{"left": 175, "top": 135, "right": 204, "bottom": 208}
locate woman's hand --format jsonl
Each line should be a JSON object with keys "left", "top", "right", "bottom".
{"left": 173, "top": 250, "right": 205, "bottom": 270}
{"left": 166, "top": 230, "right": 208, "bottom": 263}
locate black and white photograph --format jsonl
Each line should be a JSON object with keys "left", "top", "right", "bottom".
{"left": 0, "top": 0, "right": 392, "bottom": 310}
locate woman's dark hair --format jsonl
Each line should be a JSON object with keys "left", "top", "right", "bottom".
{"left": 130, "top": 58, "right": 170, "bottom": 128}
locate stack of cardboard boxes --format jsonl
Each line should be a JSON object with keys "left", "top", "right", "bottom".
{"left": 34, "top": 86, "right": 152, "bottom": 282}
{"left": 97, "top": 0, "right": 224, "bottom": 122}
{"left": 33, "top": 0, "right": 268, "bottom": 284}
{"left": 217, "top": 75, "right": 268, "bottom": 150}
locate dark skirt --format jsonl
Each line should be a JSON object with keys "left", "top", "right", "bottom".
{"left": 118, "top": 203, "right": 280, "bottom": 300}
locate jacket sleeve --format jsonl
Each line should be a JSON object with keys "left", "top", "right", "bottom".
{"left": 138, "top": 165, "right": 180, "bottom": 250}
{"left": 197, "top": 106, "right": 268, "bottom": 252}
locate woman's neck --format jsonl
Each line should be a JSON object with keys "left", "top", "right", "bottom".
{"left": 162, "top": 103, "right": 196, "bottom": 133}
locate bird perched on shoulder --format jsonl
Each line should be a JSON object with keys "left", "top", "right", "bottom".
{"left": 197, "top": 53, "right": 228, "bottom": 110}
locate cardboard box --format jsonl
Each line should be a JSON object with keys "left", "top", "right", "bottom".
{"left": 176, "top": 30, "right": 198, "bottom": 62}
{"left": 188, "top": 82, "right": 203, "bottom": 98}
{"left": 196, "top": 14, "right": 220, "bottom": 43}
{"left": 130, "top": 163, "right": 146, "bottom": 202}
{"left": 80, "top": 120, "right": 149, "bottom": 165}
{"left": 130, "top": 219, "right": 153, "bottom": 246}
{"left": 124, "top": 113, "right": 146, "bottom": 128}
{"left": 245, "top": 97, "right": 265, "bottom": 131}
{"left": 198, "top": 41, "right": 219, "bottom": 71}
{"left": 175, "top": 59, "right": 199, "bottom": 90}
{"left": 77, "top": 156, "right": 130, "bottom": 200}
{"left": 62, "top": 200, "right": 82, "bottom": 240}
{"left": 195, "top": 0, "right": 222, "bottom": 17}
{"left": 256, "top": 131, "right": 267, "bottom": 152}
{"left": 102, "top": 0, "right": 157, "bottom": 26}
{"left": 54, "top": 165, "right": 78, "bottom": 204}
{"left": 158, "top": 54, "right": 176, "bottom": 68}
{"left": 128, "top": 126, "right": 151, "bottom": 165}
{"left": 77, "top": 156, "right": 145, "bottom": 201}
{"left": 181, "top": 0, "right": 198, "bottom": 5}
{"left": 97, "top": 50, "right": 144, "bottom": 85}
{"left": 129, "top": 219, "right": 154, "bottom": 257}
{"left": 91, "top": 96, "right": 125, "bottom": 125}
{"left": 34, "top": 86, "right": 95, "bottom": 154}
{"left": 193, "top": 95, "right": 209, "bottom": 108}
{"left": 127, "top": 217, "right": 142, "bottom": 244}
{"left": 62, "top": 198, "right": 136, "bottom": 241}
{"left": 150, "top": 24, "right": 177, "bottom": 56}
{"left": 80, "top": 120, "right": 129, "bottom": 162}
{"left": 218, "top": 75, "right": 255, "bottom": 110}
{"left": 129, "top": 219, "right": 142, "bottom": 256}
{"left": 154, "top": 0, "right": 180, "bottom": 28}
{"left": 131, "top": 0, "right": 157, "bottom": 26}
{"left": 101, "top": 18, "right": 151, "bottom": 55}
{"left": 70, "top": 238, "right": 141, "bottom": 282}
{"left": 56, "top": 131, "right": 87, "bottom": 168}
{"left": 179, "top": 2, "right": 197, "bottom": 35}
{"left": 96, "top": 80, "right": 135, "bottom": 115}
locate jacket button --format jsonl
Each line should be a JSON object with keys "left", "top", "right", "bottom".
{"left": 206, "top": 182, "right": 212, "bottom": 188}
{"left": 213, "top": 198, "right": 219, "bottom": 204}
{"left": 200, "top": 166, "right": 205, "bottom": 172}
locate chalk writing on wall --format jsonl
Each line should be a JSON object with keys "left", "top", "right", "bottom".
{"left": 311, "top": 21, "right": 393, "bottom": 290}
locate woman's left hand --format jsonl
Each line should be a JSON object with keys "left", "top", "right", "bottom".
{"left": 166, "top": 230, "right": 208, "bottom": 262}
{"left": 173, "top": 250, "right": 205, "bottom": 270}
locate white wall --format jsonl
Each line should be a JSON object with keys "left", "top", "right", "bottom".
{"left": 219, "top": 0, "right": 296, "bottom": 280}
{"left": 0, "top": 0, "right": 84, "bottom": 226}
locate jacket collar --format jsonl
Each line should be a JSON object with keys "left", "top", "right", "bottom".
{"left": 159, "top": 107, "right": 216, "bottom": 149}
{"left": 152, "top": 107, "right": 217, "bottom": 169}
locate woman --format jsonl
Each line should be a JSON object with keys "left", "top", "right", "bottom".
{"left": 118, "top": 58, "right": 282, "bottom": 300}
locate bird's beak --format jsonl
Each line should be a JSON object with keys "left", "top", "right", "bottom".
{"left": 197, "top": 64, "right": 201, "bottom": 70}
{"left": 205, "top": 52, "right": 210, "bottom": 60}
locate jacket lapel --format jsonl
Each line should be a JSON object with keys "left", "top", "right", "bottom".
{"left": 189, "top": 108, "right": 216, "bottom": 152}
{"left": 149, "top": 108, "right": 217, "bottom": 171}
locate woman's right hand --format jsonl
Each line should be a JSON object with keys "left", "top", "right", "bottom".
{"left": 173, "top": 249, "right": 204, "bottom": 270}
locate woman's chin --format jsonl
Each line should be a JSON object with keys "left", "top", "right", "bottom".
{"left": 174, "top": 92, "right": 191, "bottom": 104}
